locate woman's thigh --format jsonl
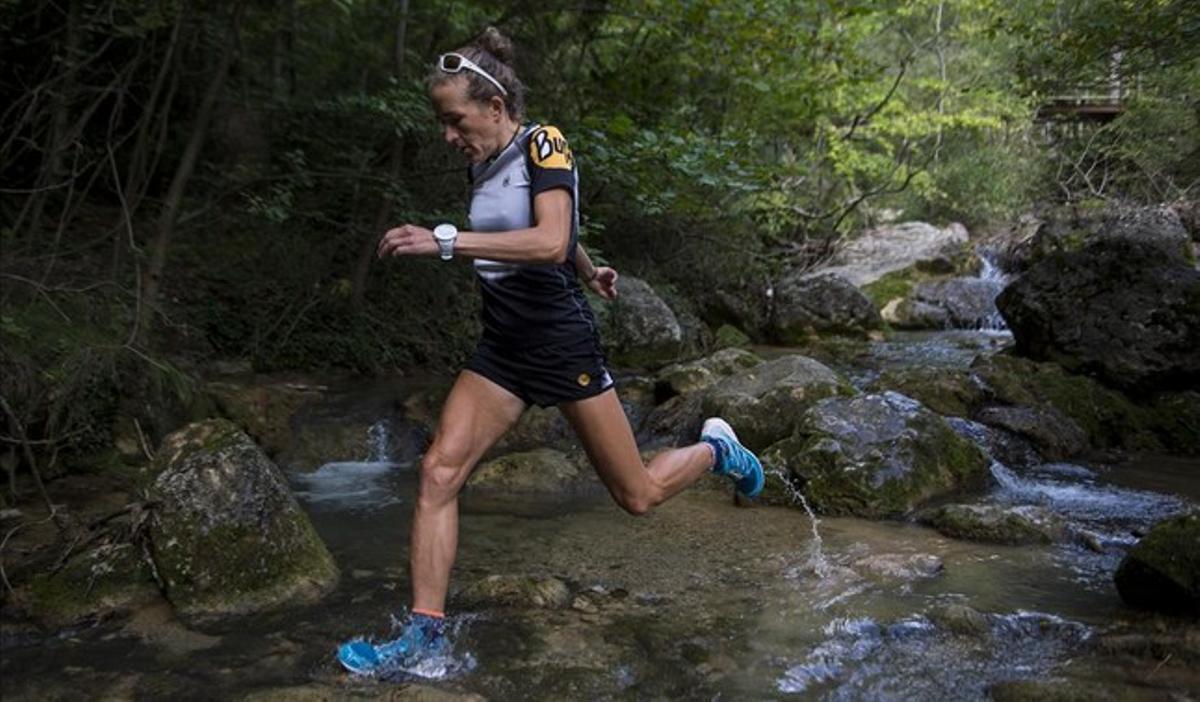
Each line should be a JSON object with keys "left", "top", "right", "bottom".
{"left": 558, "top": 388, "right": 649, "bottom": 496}
{"left": 424, "top": 370, "right": 527, "bottom": 485}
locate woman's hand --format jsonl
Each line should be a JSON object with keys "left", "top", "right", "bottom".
{"left": 587, "top": 266, "right": 619, "bottom": 301}
{"left": 377, "top": 224, "right": 438, "bottom": 259}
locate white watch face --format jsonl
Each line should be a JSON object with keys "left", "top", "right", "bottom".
{"left": 434, "top": 224, "right": 457, "bottom": 242}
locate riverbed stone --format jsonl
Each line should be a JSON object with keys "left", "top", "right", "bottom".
{"left": 468, "top": 448, "right": 591, "bottom": 494}
{"left": 490, "top": 406, "right": 576, "bottom": 455}
{"left": 456, "top": 574, "right": 571, "bottom": 610}
{"left": 148, "top": 419, "right": 338, "bottom": 621}
{"left": 927, "top": 603, "right": 990, "bottom": 636}
{"left": 996, "top": 238, "right": 1200, "bottom": 394}
{"left": 240, "top": 684, "right": 485, "bottom": 701}
{"left": 637, "top": 393, "right": 706, "bottom": 448}
{"left": 770, "top": 272, "right": 883, "bottom": 341}
{"left": 772, "top": 392, "right": 992, "bottom": 518}
{"left": 920, "top": 504, "right": 1066, "bottom": 545}
{"left": 701, "top": 355, "right": 852, "bottom": 451}
{"left": 657, "top": 347, "right": 762, "bottom": 396}
{"left": 1114, "top": 513, "right": 1200, "bottom": 615}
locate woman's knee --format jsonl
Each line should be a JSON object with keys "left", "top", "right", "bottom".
{"left": 418, "top": 445, "right": 471, "bottom": 505}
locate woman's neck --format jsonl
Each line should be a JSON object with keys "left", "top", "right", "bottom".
{"left": 485, "top": 119, "right": 522, "bottom": 162}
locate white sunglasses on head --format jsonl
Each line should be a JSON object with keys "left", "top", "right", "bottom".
{"left": 437, "top": 52, "right": 508, "bottom": 96}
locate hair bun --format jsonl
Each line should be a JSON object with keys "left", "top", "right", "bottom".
{"left": 475, "top": 26, "right": 515, "bottom": 65}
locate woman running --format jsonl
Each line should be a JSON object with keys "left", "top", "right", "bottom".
{"left": 338, "top": 27, "right": 763, "bottom": 675}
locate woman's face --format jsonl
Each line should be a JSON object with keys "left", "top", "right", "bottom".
{"left": 431, "top": 77, "right": 506, "bottom": 163}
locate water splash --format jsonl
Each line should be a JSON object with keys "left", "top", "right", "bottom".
{"left": 768, "top": 468, "right": 829, "bottom": 578}
{"left": 370, "top": 612, "right": 479, "bottom": 682}
{"left": 291, "top": 460, "right": 401, "bottom": 509}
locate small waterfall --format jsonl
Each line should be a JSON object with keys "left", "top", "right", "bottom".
{"left": 769, "top": 468, "right": 829, "bottom": 577}
{"left": 366, "top": 420, "right": 391, "bottom": 463}
{"left": 975, "top": 246, "right": 1010, "bottom": 331}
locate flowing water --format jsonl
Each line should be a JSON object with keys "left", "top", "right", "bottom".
{"left": 2, "top": 333, "right": 1197, "bottom": 700}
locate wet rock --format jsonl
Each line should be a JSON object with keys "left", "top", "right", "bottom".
{"left": 124, "top": 601, "right": 221, "bottom": 654}
{"left": 996, "top": 238, "right": 1200, "bottom": 394}
{"left": 927, "top": 603, "right": 990, "bottom": 636}
{"left": 1114, "top": 513, "right": 1200, "bottom": 615}
{"left": 971, "top": 355, "right": 1171, "bottom": 453}
{"left": 770, "top": 272, "right": 883, "bottom": 341}
{"left": 148, "top": 419, "right": 339, "bottom": 622}
{"left": 905, "top": 277, "right": 1005, "bottom": 330}
{"left": 774, "top": 392, "right": 992, "bottom": 518}
{"left": 702, "top": 355, "right": 852, "bottom": 451}
{"left": 205, "top": 379, "right": 322, "bottom": 456}
{"left": 18, "top": 541, "right": 161, "bottom": 629}
{"left": 657, "top": 348, "right": 761, "bottom": 396}
{"left": 468, "top": 449, "right": 592, "bottom": 495}
{"left": 920, "top": 504, "right": 1066, "bottom": 545}
{"left": 456, "top": 574, "right": 571, "bottom": 610}
{"left": 974, "top": 405, "right": 1088, "bottom": 461}
{"left": 869, "top": 367, "right": 984, "bottom": 418}
{"left": 713, "top": 323, "right": 751, "bottom": 349}
{"left": 598, "top": 276, "right": 684, "bottom": 367}
{"left": 820, "top": 221, "right": 971, "bottom": 287}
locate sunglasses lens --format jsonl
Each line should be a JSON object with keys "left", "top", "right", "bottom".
{"left": 440, "top": 54, "right": 462, "bottom": 71}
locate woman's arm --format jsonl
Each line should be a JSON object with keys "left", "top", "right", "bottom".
{"left": 377, "top": 189, "right": 572, "bottom": 264}
{"left": 575, "top": 243, "right": 619, "bottom": 301}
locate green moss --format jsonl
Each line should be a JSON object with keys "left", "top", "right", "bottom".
{"left": 871, "top": 367, "right": 982, "bottom": 417}
{"left": 922, "top": 505, "right": 1060, "bottom": 544}
{"left": 714, "top": 324, "right": 751, "bottom": 348}
{"left": 862, "top": 268, "right": 918, "bottom": 308}
{"left": 26, "top": 543, "right": 158, "bottom": 626}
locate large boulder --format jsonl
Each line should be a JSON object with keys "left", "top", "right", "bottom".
{"left": 820, "top": 221, "right": 971, "bottom": 287}
{"left": 766, "top": 392, "right": 991, "bottom": 518}
{"left": 996, "top": 239, "right": 1200, "bottom": 393}
{"left": 205, "top": 378, "right": 322, "bottom": 456}
{"left": 701, "top": 355, "right": 852, "bottom": 451}
{"left": 1026, "top": 203, "right": 1194, "bottom": 267}
{"left": 770, "top": 272, "right": 883, "bottom": 341}
{"left": 1114, "top": 512, "right": 1200, "bottom": 615}
{"left": 973, "top": 405, "right": 1088, "bottom": 461}
{"left": 599, "top": 276, "right": 684, "bottom": 367}
{"left": 148, "top": 420, "right": 338, "bottom": 621}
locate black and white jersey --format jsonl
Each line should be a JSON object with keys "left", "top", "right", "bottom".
{"left": 467, "top": 124, "right": 598, "bottom": 348}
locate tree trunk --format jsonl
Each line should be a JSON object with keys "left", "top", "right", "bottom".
{"left": 350, "top": 0, "right": 410, "bottom": 308}
{"left": 138, "top": 1, "right": 247, "bottom": 346}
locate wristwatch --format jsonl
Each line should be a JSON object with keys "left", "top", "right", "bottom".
{"left": 433, "top": 224, "right": 458, "bottom": 261}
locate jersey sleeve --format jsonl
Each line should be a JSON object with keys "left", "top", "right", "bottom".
{"left": 527, "top": 125, "right": 576, "bottom": 196}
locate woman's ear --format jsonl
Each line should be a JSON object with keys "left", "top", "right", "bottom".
{"left": 491, "top": 95, "right": 506, "bottom": 120}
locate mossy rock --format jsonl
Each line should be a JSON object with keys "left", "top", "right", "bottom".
{"left": 149, "top": 419, "right": 338, "bottom": 622}
{"left": 927, "top": 603, "right": 990, "bottom": 636}
{"left": 701, "top": 355, "right": 854, "bottom": 452}
{"left": 870, "top": 367, "right": 984, "bottom": 418}
{"left": 714, "top": 324, "right": 751, "bottom": 349}
{"left": 862, "top": 267, "right": 920, "bottom": 309}
{"left": 920, "top": 504, "right": 1066, "bottom": 545}
{"left": 657, "top": 347, "right": 762, "bottom": 396}
{"left": 22, "top": 542, "right": 161, "bottom": 629}
{"left": 1114, "top": 512, "right": 1200, "bottom": 615}
{"left": 204, "top": 380, "right": 320, "bottom": 456}
{"left": 773, "top": 392, "right": 991, "bottom": 518}
{"left": 971, "top": 355, "right": 1162, "bottom": 452}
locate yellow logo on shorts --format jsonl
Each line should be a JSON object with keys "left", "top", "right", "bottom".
{"left": 577, "top": 372, "right": 591, "bottom": 387}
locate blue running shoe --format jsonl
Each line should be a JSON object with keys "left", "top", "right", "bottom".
{"left": 337, "top": 614, "right": 448, "bottom": 676}
{"left": 702, "top": 417, "right": 765, "bottom": 498}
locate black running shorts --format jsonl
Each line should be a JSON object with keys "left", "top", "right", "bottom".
{"left": 464, "top": 334, "right": 615, "bottom": 408}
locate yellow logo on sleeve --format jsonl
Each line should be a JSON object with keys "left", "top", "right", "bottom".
{"left": 530, "top": 126, "right": 574, "bottom": 170}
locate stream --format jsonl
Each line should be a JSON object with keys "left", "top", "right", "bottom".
{"left": 2, "top": 331, "right": 1197, "bottom": 700}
